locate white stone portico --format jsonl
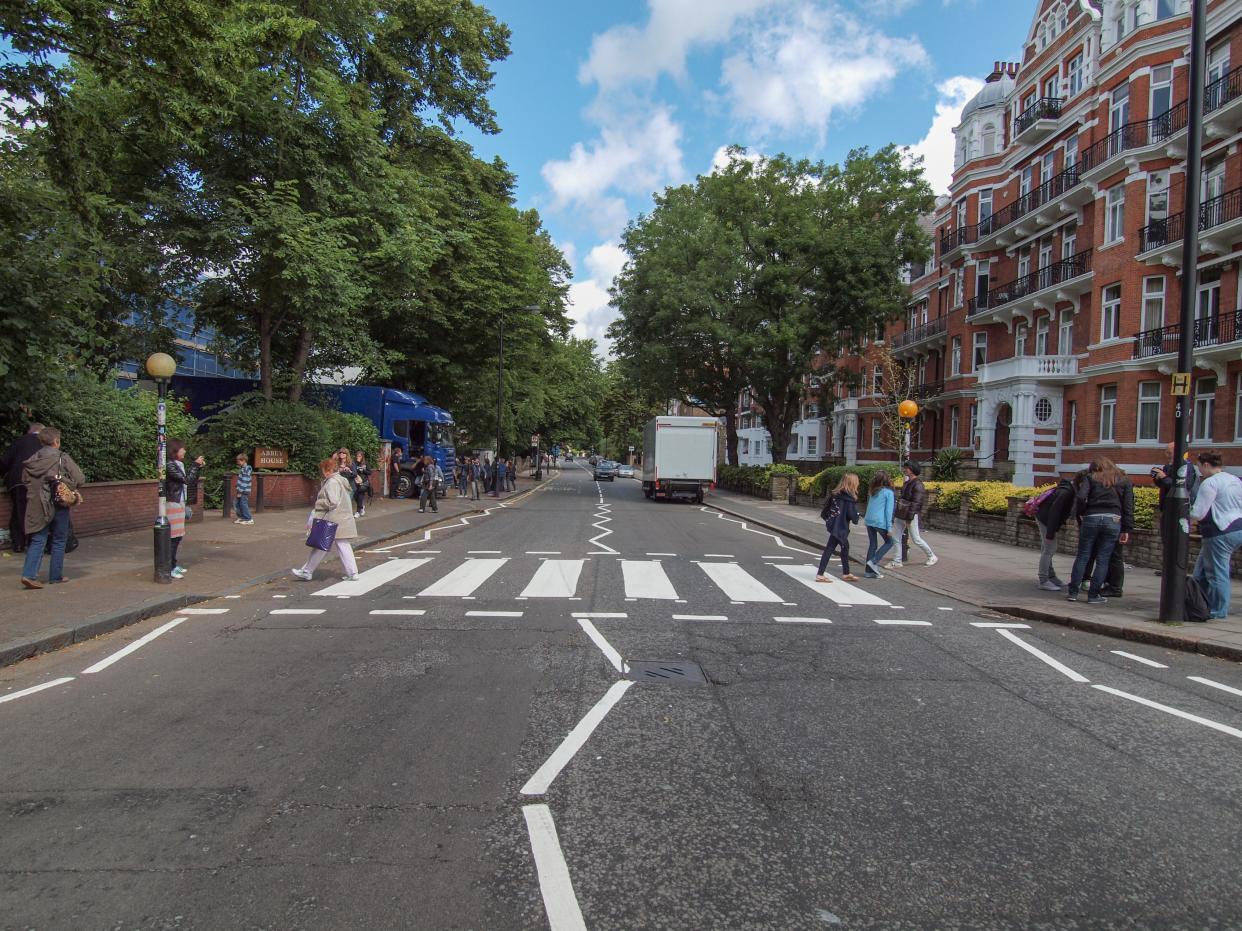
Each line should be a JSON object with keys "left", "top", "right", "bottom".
{"left": 974, "top": 354, "right": 1077, "bottom": 485}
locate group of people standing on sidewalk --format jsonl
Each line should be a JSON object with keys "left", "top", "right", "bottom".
{"left": 815, "top": 461, "right": 938, "bottom": 583}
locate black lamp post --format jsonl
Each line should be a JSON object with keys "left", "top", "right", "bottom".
{"left": 147, "top": 352, "right": 177, "bottom": 584}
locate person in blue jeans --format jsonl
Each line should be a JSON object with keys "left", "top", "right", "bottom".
{"left": 1189, "top": 450, "right": 1242, "bottom": 619}
{"left": 1067, "top": 456, "right": 1133, "bottom": 604}
{"left": 19, "top": 427, "right": 86, "bottom": 589}
{"left": 234, "top": 453, "right": 254, "bottom": 524}
{"left": 863, "top": 471, "right": 896, "bottom": 579}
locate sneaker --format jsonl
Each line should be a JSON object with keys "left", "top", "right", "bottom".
{"left": 20, "top": 577, "right": 42, "bottom": 590}
{"left": 241, "top": 519, "right": 254, "bottom": 525}
{"left": 233, "top": 518, "right": 243, "bottom": 524}
{"left": 1039, "top": 580, "right": 1062, "bottom": 592}
{"left": 170, "top": 567, "right": 186, "bottom": 580}
{"left": 291, "top": 567, "right": 312, "bottom": 581}
{"left": 359, "top": 508, "right": 365, "bottom": 517}
{"left": 353, "top": 512, "right": 361, "bottom": 519}
{"left": 1087, "top": 595, "right": 1108, "bottom": 605}
{"left": 418, "top": 508, "right": 426, "bottom": 513}
{"left": 925, "top": 556, "right": 938, "bottom": 567}
{"left": 886, "top": 561, "right": 903, "bottom": 570}
{"left": 1065, "top": 591, "right": 1079, "bottom": 602}
{"left": 342, "top": 573, "right": 360, "bottom": 581}
{"left": 865, "top": 561, "right": 883, "bottom": 579}
{"left": 1100, "top": 586, "right": 1124, "bottom": 598}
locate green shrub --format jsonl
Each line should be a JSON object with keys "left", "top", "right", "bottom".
{"left": 321, "top": 410, "right": 381, "bottom": 466}
{"left": 1134, "top": 487, "right": 1158, "bottom": 530}
{"left": 26, "top": 377, "right": 200, "bottom": 483}
{"left": 809, "top": 462, "right": 901, "bottom": 500}
{"left": 931, "top": 447, "right": 967, "bottom": 481}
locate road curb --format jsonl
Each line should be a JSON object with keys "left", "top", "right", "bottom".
{"left": 704, "top": 499, "right": 1242, "bottom": 664}
{"left": 0, "top": 482, "right": 557, "bottom": 671}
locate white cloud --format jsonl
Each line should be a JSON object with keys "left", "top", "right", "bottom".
{"left": 709, "top": 144, "right": 766, "bottom": 175}
{"left": 720, "top": 5, "right": 928, "bottom": 139}
{"left": 541, "top": 107, "right": 684, "bottom": 238}
{"left": 564, "top": 242, "right": 629, "bottom": 348}
{"left": 908, "top": 75, "right": 983, "bottom": 194}
{"left": 580, "top": 0, "right": 778, "bottom": 89}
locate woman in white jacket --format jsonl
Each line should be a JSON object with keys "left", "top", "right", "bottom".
{"left": 293, "top": 457, "right": 360, "bottom": 581}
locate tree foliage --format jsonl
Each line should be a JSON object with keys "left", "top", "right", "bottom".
{"left": 611, "top": 146, "right": 933, "bottom": 463}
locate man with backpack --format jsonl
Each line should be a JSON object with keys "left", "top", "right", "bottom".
{"left": 1189, "top": 450, "right": 1242, "bottom": 620}
{"left": 1029, "top": 476, "right": 1077, "bottom": 591}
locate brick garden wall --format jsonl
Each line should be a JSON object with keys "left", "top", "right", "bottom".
{"left": 0, "top": 479, "right": 202, "bottom": 548}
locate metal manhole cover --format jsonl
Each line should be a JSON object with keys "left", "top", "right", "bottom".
{"left": 624, "top": 660, "right": 707, "bottom": 687}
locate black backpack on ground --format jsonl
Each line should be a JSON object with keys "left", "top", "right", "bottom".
{"left": 1184, "top": 575, "right": 1212, "bottom": 622}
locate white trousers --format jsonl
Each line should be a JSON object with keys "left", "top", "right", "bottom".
{"left": 892, "top": 515, "right": 935, "bottom": 562}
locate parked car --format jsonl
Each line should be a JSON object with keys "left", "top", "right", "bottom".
{"left": 618, "top": 464, "right": 635, "bottom": 478}
{"left": 593, "top": 459, "right": 618, "bottom": 481}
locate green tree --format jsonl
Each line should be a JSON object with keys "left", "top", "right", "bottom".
{"left": 598, "top": 362, "right": 664, "bottom": 461}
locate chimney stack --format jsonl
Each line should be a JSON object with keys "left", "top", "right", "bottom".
{"left": 986, "top": 61, "right": 1022, "bottom": 83}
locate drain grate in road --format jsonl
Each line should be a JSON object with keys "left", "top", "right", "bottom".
{"left": 624, "top": 660, "right": 708, "bottom": 687}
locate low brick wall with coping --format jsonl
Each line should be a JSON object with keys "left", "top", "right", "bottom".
{"left": 0, "top": 478, "right": 203, "bottom": 548}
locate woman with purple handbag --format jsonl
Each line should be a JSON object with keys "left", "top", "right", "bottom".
{"left": 292, "top": 458, "right": 360, "bottom": 581}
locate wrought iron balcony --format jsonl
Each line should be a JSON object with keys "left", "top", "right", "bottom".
{"left": 1206, "top": 63, "right": 1242, "bottom": 114}
{"left": 912, "top": 380, "right": 945, "bottom": 400}
{"left": 1080, "top": 102, "right": 1189, "bottom": 178}
{"left": 968, "top": 248, "right": 1093, "bottom": 318}
{"left": 978, "top": 164, "right": 1083, "bottom": 244}
{"left": 939, "top": 224, "right": 979, "bottom": 256}
{"left": 1013, "top": 97, "right": 1063, "bottom": 143}
{"left": 1133, "top": 309, "right": 1242, "bottom": 359}
{"left": 1138, "top": 186, "right": 1242, "bottom": 257}
{"left": 891, "top": 315, "right": 947, "bottom": 352}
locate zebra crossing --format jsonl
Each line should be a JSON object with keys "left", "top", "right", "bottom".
{"left": 307, "top": 554, "right": 894, "bottom": 608}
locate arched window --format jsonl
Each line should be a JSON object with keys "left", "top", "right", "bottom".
{"left": 982, "top": 124, "right": 997, "bottom": 156}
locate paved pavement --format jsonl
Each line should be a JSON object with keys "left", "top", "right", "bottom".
{"left": 3, "top": 464, "right": 1242, "bottom": 928}
{"left": 707, "top": 487, "right": 1242, "bottom": 661}
{"left": 0, "top": 481, "right": 544, "bottom": 667}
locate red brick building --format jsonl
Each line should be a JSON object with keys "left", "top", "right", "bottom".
{"left": 742, "top": 0, "right": 1242, "bottom": 484}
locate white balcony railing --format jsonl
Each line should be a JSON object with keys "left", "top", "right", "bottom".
{"left": 976, "top": 354, "right": 1078, "bottom": 385}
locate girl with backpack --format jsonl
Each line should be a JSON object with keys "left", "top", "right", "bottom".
{"left": 1030, "top": 477, "right": 1077, "bottom": 591}
{"left": 863, "top": 471, "right": 896, "bottom": 579}
{"left": 816, "top": 473, "right": 861, "bottom": 583}
{"left": 1067, "top": 457, "right": 1133, "bottom": 604}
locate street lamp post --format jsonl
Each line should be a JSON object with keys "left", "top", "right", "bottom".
{"left": 147, "top": 352, "right": 177, "bottom": 584}
{"left": 898, "top": 399, "right": 919, "bottom": 563}
{"left": 496, "top": 314, "right": 504, "bottom": 476}
{"left": 1160, "top": 0, "right": 1206, "bottom": 623}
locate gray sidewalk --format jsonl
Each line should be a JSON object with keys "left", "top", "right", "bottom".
{"left": 706, "top": 487, "right": 1242, "bottom": 662}
{"left": 0, "top": 479, "right": 546, "bottom": 668}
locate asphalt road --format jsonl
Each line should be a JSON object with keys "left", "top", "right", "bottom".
{"left": 3, "top": 464, "right": 1242, "bottom": 930}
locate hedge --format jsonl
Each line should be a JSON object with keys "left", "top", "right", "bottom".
{"left": 806, "top": 463, "right": 901, "bottom": 501}
{"left": 923, "top": 480, "right": 1161, "bottom": 530}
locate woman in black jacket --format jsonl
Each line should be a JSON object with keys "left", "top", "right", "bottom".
{"left": 1066, "top": 457, "right": 1133, "bottom": 603}
{"left": 351, "top": 450, "right": 372, "bottom": 517}
{"left": 1034, "top": 476, "right": 1078, "bottom": 590}
{"left": 166, "top": 440, "right": 205, "bottom": 580}
{"left": 816, "top": 473, "right": 861, "bottom": 582}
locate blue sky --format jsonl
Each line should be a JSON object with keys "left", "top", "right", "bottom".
{"left": 461, "top": 0, "right": 1036, "bottom": 348}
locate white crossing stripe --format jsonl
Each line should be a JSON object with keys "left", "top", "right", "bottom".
{"left": 773, "top": 564, "right": 890, "bottom": 606}
{"left": 521, "top": 560, "right": 585, "bottom": 598}
{"left": 370, "top": 609, "right": 426, "bottom": 616}
{"left": 621, "top": 560, "right": 678, "bottom": 600}
{"left": 180, "top": 608, "right": 230, "bottom": 615}
{"left": 270, "top": 609, "right": 325, "bottom": 615}
{"left": 874, "top": 619, "right": 932, "bottom": 626}
{"left": 1188, "top": 676, "right": 1242, "bottom": 698}
{"left": 0, "top": 677, "right": 75, "bottom": 704}
{"left": 467, "top": 610, "right": 525, "bottom": 618}
{"left": 314, "top": 558, "right": 432, "bottom": 597}
{"left": 572, "top": 612, "right": 627, "bottom": 619}
{"left": 774, "top": 616, "right": 832, "bottom": 624}
{"left": 82, "top": 618, "right": 187, "bottom": 674}
{"left": 673, "top": 614, "right": 728, "bottom": 621}
{"left": 1111, "top": 650, "right": 1168, "bottom": 668}
{"left": 698, "top": 562, "right": 782, "bottom": 603}
{"left": 970, "top": 622, "right": 1031, "bottom": 629}
{"left": 419, "top": 558, "right": 508, "bottom": 597}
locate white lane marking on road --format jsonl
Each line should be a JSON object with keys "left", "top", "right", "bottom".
{"left": 703, "top": 553, "right": 735, "bottom": 558}
{"left": 773, "top": 564, "right": 890, "bottom": 606}
{"left": 269, "top": 609, "right": 325, "bottom": 615}
{"left": 874, "top": 619, "right": 932, "bottom": 626}
{"left": 419, "top": 558, "right": 508, "bottom": 597}
{"left": 272, "top": 595, "right": 287, "bottom": 599}
{"left": 313, "top": 558, "right": 431, "bottom": 597}
{"left": 527, "top": 551, "right": 561, "bottom": 555}
{"left": 521, "top": 680, "right": 634, "bottom": 796}
{"left": 573, "top": 612, "right": 627, "bottom": 619}
{"left": 970, "top": 622, "right": 1032, "bottom": 629}
{"left": 469, "top": 550, "right": 502, "bottom": 554}
{"left": 0, "top": 677, "right": 75, "bottom": 704}
{"left": 179, "top": 608, "right": 230, "bottom": 615}
{"left": 577, "top": 619, "right": 625, "bottom": 674}
{"left": 520, "top": 560, "right": 585, "bottom": 599}
{"left": 1111, "top": 650, "right": 1169, "bottom": 668}
{"left": 701, "top": 507, "right": 818, "bottom": 557}
{"left": 522, "top": 805, "right": 589, "bottom": 931}
{"left": 370, "top": 609, "right": 426, "bottom": 616}
{"left": 764, "top": 555, "right": 793, "bottom": 560}
{"left": 647, "top": 552, "right": 676, "bottom": 557}
{"left": 1188, "top": 676, "right": 1242, "bottom": 698}
{"left": 774, "top": 616, "right": 832, "bottom": 624}
{"left": 698, "top": 562, "right": 783, "bottom": 603}
{"left": 938, "top": 607, "right": 954, "bottom": 611}
{"left": 621, "top": 560, "right": 679, "bottom": 600}
{"left": 466, "top": 610, "right": 525, "bottom": 618}
{"left": 81, "top": 618, "right": 187, "bottom": 674}
{"left": 673, "top": 614, "right": 729, "bottom": 621}
{"left": 1093, "top": 684, "right": 1242, "bottom": 740}
{"left": 996, "top": 629, "right": 1089, "bottom": 683}
{"left": 225, "top": 595, "right": 242, "bottom": 599}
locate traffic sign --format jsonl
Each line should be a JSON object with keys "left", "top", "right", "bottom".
{"left": 1171, "top": 372, "right": 1191, "bottom": 396}
{"left": 628, "top": 445, "right": 635, "bottom": 452}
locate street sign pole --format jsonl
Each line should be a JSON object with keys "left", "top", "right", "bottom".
{"left": 1160, "top": 0, "right": 1206, "bottom": 622}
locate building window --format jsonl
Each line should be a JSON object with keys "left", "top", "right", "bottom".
{"left": 1142, "top": 277, "right": 1165, "bottom": 332}
{"left": 871, "top": 418, "right": 882, "bottom": 450}
{"left": 1067, "top": 400, "right": 1078, "bottom": 445}
{"left": 1138, "top": 382, "right": 1161, "bottom": 442}
{"left": 1035, "top": 397, "right": 1053, "bottom": 423}
{"left": 807, "top": 435, "right": 818, "bottom": 457}
{"left": 742, "top": 438, "right": 750, "bottom": 455}
{"left": 1062, "top": 225, "right": 1078, "bottom": 259}
{"left": 1064, "top": 136, "right": 1078, "bottom": 171}
{"left": 1036, "top": 316, "right": 1050, "bottom": 356}
{"left": 1151, "top": 66, "right": 1173, "bottom": 121}
{"left": 1155, "top": 0, "right": 1179, "bottom": 20}
{"left": 972, "top": 332, "right": 988, "bottom": 371}
{"left": 873, "top": 365, "right": 883, "bottom": 395}
{"left": 1101, "top": 284, "right": 1122, "bottom": 341}
{"left": 1100, "top": 385, "right": 1117, "bottom": 442}
{"left": 951, "top": 336, "right": 962, "bottom": 375}
{"left": 1067, "top": 53, "right": 1084, "bottom": 97}
{"left": 1146, "top": 172, "right": 1169, "bottom": 226}
{"left": 1059, "top": 310, "right": 1074, "bottom": 353}
{"left": 976, "top": 261, "right": 990, "bottom": 300}
{"left": 969, "top": 403, "right": 979, "bottom": 448}
{"left": 950, "top": 405, "right": 960, "bottom": 446}
{"left": 978, "top": 189, "right": 993, "bottom": 223}
{"left": 1105, "top": 185, "right": 1125, "bottom": 243}
{"left": 954, "top": 270, "right": 964, "bottom": 307}
{"left": 1016, "top": 322, "right": 1028, "bottom": 357}
{"left": 1194, "top": 377, "right": 1217, "bottom": 441}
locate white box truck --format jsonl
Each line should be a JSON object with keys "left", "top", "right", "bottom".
{"left": 641, "top": 416, "right": 718, "bottom": 503}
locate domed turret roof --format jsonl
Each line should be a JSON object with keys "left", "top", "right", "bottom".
{"left": 961, "top": 77, "right": 1015, "bottom": 122}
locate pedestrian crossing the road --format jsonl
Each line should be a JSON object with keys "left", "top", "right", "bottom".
{"left": 308, "top": 554, "right": 895, "bottom": 608}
